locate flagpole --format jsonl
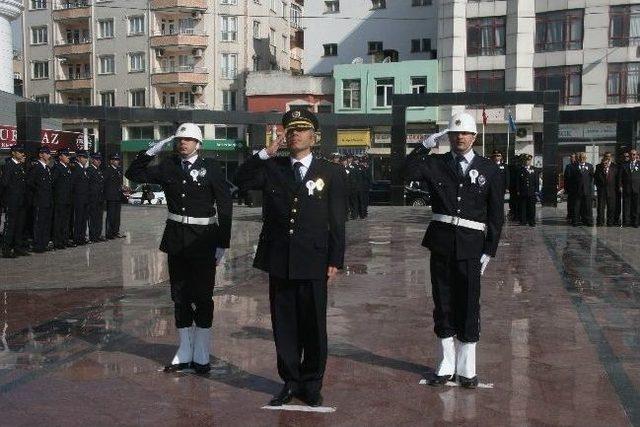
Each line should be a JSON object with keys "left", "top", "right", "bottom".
{"left": 506, "top": 120, "right": 510, "bottom": 165}
{"left": 482, "top": 122, "right": 485, "bottom": 157}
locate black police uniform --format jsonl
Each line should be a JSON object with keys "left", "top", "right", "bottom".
{"left": 405, "top": 147, "right": 504, "bottom": 343}
{"left": 235, "top": 110, "right": 346, "bottom": 403}
{"left": 126, "top": 152, "right": 232, "bottom": 329}
{"left": 71, "top": 158, "right": 90, "bottom": 244}
{"left": 508, "top": 162, "right": 520, "bottom": 221}
{"left": 87, "top": 163, "right": 105, "bottom": 241}
{"left": 1, "top": 157, "right": 27, "bottom": 256}
{"left": 568, "top": 162, "right": 595, "bottom": 226}
{"left": 563, "top": 161, "right": 576, "bottom": 220}
{"left": 357, "top": 163, "right": 371, "bottom": 218}
{"left": 27, "top": 159, "right": 53, "bottom": 251}
{"left": 347, "top": 164, "right": 360, "bottom": 219}
{"left": 51, "top": 159, "right": 73, "bottom": 248}
{"left": 594, "top": 162, "right": 619, "bottom": 226}
{"left": 621, "top": 161, "right": 640, "bottom": 227}
{"left": 516, "top": 165, "right": 539, "bottom": 226}
{"left": 103, "top": 160, "right": 124, "bottom": 238}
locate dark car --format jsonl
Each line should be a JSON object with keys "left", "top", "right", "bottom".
{"left": 405, "top": 181, "right": 431, "bottom": 206}
{"left": 369, "top": 180, "right": 391, "bottom": 205}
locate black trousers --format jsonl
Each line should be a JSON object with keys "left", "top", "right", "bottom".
{"left": 168, "top": 254, "right": 216, "bottom": 328}
{"left": 596, "top": 191, "right": 617, "bottom": 226}
{"left": 73, "top": 201, "right": 89, "bottom": 243}
{"left": 615, "top": 192, "right": 623, "bottom": 225}
{"left": 430, "top": 253, "right": 481, "bottom": 343}
{"left": 566, "top": 193, "right": 575, "bottom": 219}
{"left": 358, "top": 191, "right": 369, "bottom": 218}
{"left": 509, "top": 193, "right": 520, "bottom": 222}
{"left": 88, "top": 201, "right": 104, "bottom": 240}
{"left": 519, "top": 195, "right": 536, "bottom": 225}
{"left": 2, "top": 205, "right": 26, "bottom": 252}
{"left": 105, "top": 201, "right": 121, "bottom": 238}
{"left": 572, "top": 194, "right": 594, "bottom": 225}
{"left": 32, "top": 206, "right": 52, "bottom": 250}
{"left": 269, "top": 275, "right": 328, "bottom": 396}
{"left": 623, "top": 192, "right": 640, "bottom": 226}
{"left": 348, "top": 192, "right": 360, "bottom": 219}
{"left": 53, "top": 203, "right": 72, "bottom": 246}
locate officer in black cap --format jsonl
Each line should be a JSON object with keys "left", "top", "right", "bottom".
{"left": 27, "top": 146, "right": 54, "bottom": 252}
{"left": 1, "top": 144, "right": 29, "bottom": 258}
{"left": 104, "top": 153, "right": 125, "bottom": 239}
{"left": 517, "top": 154, "right": 539, "bottom": 226}
{"left": 51, "top": 148, "right": 74, "bottom": 249}
{"left": 236, "top": 108, "right": 346, "bottom": 407}
{"left": 87, "top": 153, "right": 106, "bottom": 242}
{"left": 71, "top": 150, "right": 90, "bottom": 245}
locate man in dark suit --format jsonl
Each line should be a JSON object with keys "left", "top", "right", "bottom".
{"left": 404, "top": 112, "right": 504, "bottom": 389}
{"left": 51, "top": 148, "right": 74, "bottom": 249}
{"left": 126, "top": 123, "right": 232, "bottom": 374}
{"left": 619, "top": 151, "right": 631, "bottom": 225}
{"left": 564, "top": 153, "right": 577, "bottom": 222}
{"left": 517, "top": 154, "right": 539, "bottom": 226}
{"left": 27, "top": 146, "right": 53, "bottom": 252}
{"left": 490, "top": 150, "right": 509, "bottom": 193}
{"left": 71, "top": 150, "right": 91, "bottom": 245}
{"left": 1, "top": 145, "right": 29, "bottom": 258}
{"left": 87, "top": 153, "right": 105, "bottom": 242}
{"left": 103, "top": 153, "right": 125, "bottom": 239}
{"left": 595, "top": 152, "right": 619, "bottom": 227}
{"left": 508, "top": 156, "right": 520, "bottom": 221}
{"left": 620, "top": 149, "right": 640, "bottom": 227}
{"left": 236, "top": 109, "right": 346, "bottom": 407}
{"left": 569, "top": 152, "right": 595, "bottom": 226}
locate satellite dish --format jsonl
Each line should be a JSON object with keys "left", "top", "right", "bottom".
{"left": 352, "top": 57, "right": 364, "bottom": 64}
{"left": 382, "top": 56, "right": 392, "bottom": 63}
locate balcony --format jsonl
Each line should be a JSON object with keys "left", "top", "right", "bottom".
{"left": 54, "top": 40, "right": 92, "bottom": 56}
{"left": 52, "top": 1, "right": 91, "bottom": 20}
{"left": 150, "top": 29, "right": 207, "bottom": 48}
{"left": 150, "top": 0, "right": 206, "bottom": 10}
{"left": 151, "top": 66, "right": 208, "bottom": 85}
{"left": 161, "top": 102, "right": 210, "bottom": 110}
{"left": 55, "top": 75, "right": 92, "bottom": 91}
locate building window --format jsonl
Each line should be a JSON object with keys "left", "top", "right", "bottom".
{"left": 411, "top": 38, "right": 431, "bottom": 53}
{"left": 342, "top": 79, "right": 361, "bottom": 109}
{"left": 128, "top": 16, "right": 145, "bottom": 35}
{"left": 282, "top": 34, "right": 288, "bottom": 52}
{"left": 368, "top": 41, "right": 383, "bottom": 54}
{"left": 66, "top": 63, "right": 90, "bottom": 79}
{"left": 34, "top": 95, "right": 49, "bottom": 103}
{"left": 100, "top": 91, "right": 115, "bottom": 106}
{"left": 282, "top": 0, "right": 287, "bottom": 18}
{"left": 323, "top": 43, "right": 337, "bottom": 56}
{"left": 610, "top": 5, "right": 640, "bottom": 47}
{"left": 221, "top": 16, "right": 237, "bottom": 41}
{"left": 371, "top": 0, "right": 385, "bottom": 9}
{"left": 99, "top": 55, "right": 115, "bottom": 74}
{"left": 129, "top": 52, "right": 145, "bottom": 72}
{"left": 269, "top": 28, "right": 276, "bottom": 54}
{"left": 411, "top": 0, "right": 431, "bottom": 6}
{"left": 467, "top": 16, "right": 506, "bottom": 56}
{"left": 98, "top": 19, "right": 114, "bottom": 39}
{"left": 324, "top": 0, "right": 339, "bottom": 13}
{"left": 270, "top": 0, "right": 276, "bottom": 11}
{"left": 215, "top": 126, "right": 238, "bottom": 139}
{"left": 221, "top": 53, "right": 237, "bottom": 78}
{"left": 65, "top": 28, "right": 90, "bottom": 44}
{"left": 411, "top": 77, "right": 427, "bottom": 94}
{"left": 375, "top": 78, "right": 394, "bottom": 107}
{"left": 130, "top": 89, "right": 145, "bottom": 107}
{"left": 466, "top": 70, "right": 505, "bottom": 93}
{"left": 534, "top": 66, "right": 582, "bottom": 105}
{"left": 31, "top": 26, "right": 48, "bottom": 45}
{"left": 222, "top": 90, "right": 237, "bottom": 111}
{"left": 253, "top": 20, "right": 261, "bottom": 38}
{"left": 30, "top": 0, "right": 46, "bottom": 9}
{"left": 221, "top": 0, "right": 237, "bottom": 4}
{"left": 290, "top": 3, "right": 302, "bottom": 28}
{"left": 128, "top": 126, "right": 154, "bottom": 139}
{"left": 32, "top": 61, "right": 49, "bottom": 79}
{"left": 252, "top": 55, "right": 260, "bottom": 71}
{"left": 535, "top": 9, "right": 583, "bottom": 52}
{"left": 607, "top": 63, "right": 640, "bottom": 104}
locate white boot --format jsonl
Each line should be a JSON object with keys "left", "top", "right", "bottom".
{"left": 169, "top": 327, "right": 194, "bottom": 367}
{"left": 455, "top": 340, "right": 477, "bottom": 380}
{"left": 192, "top": 327, "right": 211, "bottom": 368}
{"left": 436, "top": 337, "right": 456, "bottom": 377}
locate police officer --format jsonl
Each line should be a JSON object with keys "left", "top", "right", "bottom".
{"left": 104, "top": 153, "right": 125, "bottom": 239}
{"left": 569, "top": 152, "right": 595, "bottom": 227}
{"left": 236, "top": 109, "right": 346, "bottom": 407}
{"left": 87, "top": 153, "right": 106, "bottom": 242}
{"left": 346, "top": 155, "right": 360, "bottom": 220}
{"left": 595, "top": 152, "right": 618, "bottom": 227}
{"left": 71, "top": 150, "right": 91, "bottom": 245}
{"left": 490, "top": 150, "right": 509, "bottom": 194}
{"left": 1, "top": 145, "right": 29, "bottom": 258}
{"left": 27, "top": 146, "right": 53, "bottom": 252}
{"left": 126, "top": 124, "right": 232, "bottom": 374}
{"left": 517, "top": 154, "right": 539, "bottom": 227}
{"left": 51, "top": 148, "right": 74, "bottom": 249}
{"left": 355, "top": 156, "right": 371, "bottom": 219}
{"left": 404, "top": 112, "right": 504, "bottom": 389}
{"left": 621, "top": 149, "right": 640, "bottom": 227}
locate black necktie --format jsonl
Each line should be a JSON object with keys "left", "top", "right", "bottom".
{"left": 456, "top": 155, "right": 465, "bottom": 179}
{"left": 293, "top": 162, "right": 303, "bottom": 184}
{"left": 182, "top": 160, "right": 190, "bottom": 173}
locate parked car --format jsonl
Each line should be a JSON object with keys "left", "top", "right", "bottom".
{"left": 404, "top": 181, "right": 431, "bottom": 206}
{"left": 369, "top": 180, "right": 391, "bottom": 205}
{"left": 128, "top": 184, "right": 166, "bottom": 205}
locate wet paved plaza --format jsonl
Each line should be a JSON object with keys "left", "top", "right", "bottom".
{"left": 1, "top": 205, "right": 639, "bottom": 426}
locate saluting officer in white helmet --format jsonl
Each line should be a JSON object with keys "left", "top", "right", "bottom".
{"left": 404, "top": 112, "right": 505, "bottom": 388}
{"left": 126, "top": 123, "right": 232, "bottom": 374}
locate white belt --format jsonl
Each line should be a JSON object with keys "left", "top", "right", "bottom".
{"left": 167, "top": 213, "right": 217, "bottom": 225}
{"left": 432, "top": 213, "right": 486, "bottom": 232}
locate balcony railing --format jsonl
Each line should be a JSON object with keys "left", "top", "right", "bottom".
{"left": 153, "top": 65, "right": 207, "bottom": 74}
{"left": 161, "top": 102, "right": 210, "bottom": 109}
{"left": 56, "top": 0, "right": 90, "bottom": 9}
{"left": 152, "top": 28, "right": 205, "bottom": 36}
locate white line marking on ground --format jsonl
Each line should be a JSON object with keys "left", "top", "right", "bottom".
{"left": 418, "top": 379, "right": 494, "bottom": 389}
{"left": 261, "top": 404, "right": 336, "bottom": 413}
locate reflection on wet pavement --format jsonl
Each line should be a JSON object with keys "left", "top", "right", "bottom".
{"left": 0, "top": 205, "right": 638, "bottom": 425}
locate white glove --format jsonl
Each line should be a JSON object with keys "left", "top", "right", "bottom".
{"left": 215, "top": 248, "right": 226, "bottom": 266}
{"left": 422, "top": 129, "right": 449, "bottom": 149}
{"left": 480, "top": 254, "right": 491, "bottom": 275}
{"left": 145, "top": 135, "right": 175, "bottom": 156}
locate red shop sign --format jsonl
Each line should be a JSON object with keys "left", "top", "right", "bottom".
{"left": 0, "top": 125, "right": 94, "bottom": 152}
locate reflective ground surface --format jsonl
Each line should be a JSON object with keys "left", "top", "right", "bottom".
{"left": 1, "top": 205, "right": 639, "bottom": 426}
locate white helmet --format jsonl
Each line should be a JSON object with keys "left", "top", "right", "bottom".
{"left": 448, "top": 112, "right": 477, "bottom": 134}
{"left": 174, "top": 123, "right": 203, "bottom": 143}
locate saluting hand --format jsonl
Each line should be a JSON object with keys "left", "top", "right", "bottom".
{"left": 265, "top": 133, "right": 286, "bottom": 157}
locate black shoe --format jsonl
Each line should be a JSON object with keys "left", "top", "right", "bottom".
{"left": 269, "top": 385, "right": 294, "bottom": 406}
{"left": 304, "top": 392, "right": 323, "bottom": 408}
{"left": 457, "top": 375, "right": 479, "bottom": 389}
{"left": 163, "top": 362, "right": 191, "bottom": 373}
{"left": 192, "top": 362, "right": 211, "bottom": 374}
{"left": 424, "top": 373, "right": 454, "bottom": 386}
